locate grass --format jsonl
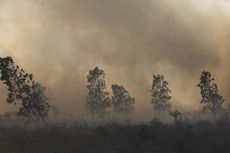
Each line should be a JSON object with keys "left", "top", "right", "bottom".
{"left": 0, "top": 119, "right": 230, "bottom": 153}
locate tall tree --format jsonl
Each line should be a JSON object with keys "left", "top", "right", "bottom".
{"left": 0, "top": 57, "right": 50, "bottom": 126}
{"left": 111, "top": 84, "right": 135, "bottom": 114}
{"left": 197, "top": 71, "right": 224, "bottom": 114}
{"left": 150, "top": 74, "right": 171, "bottom": 114}
{"left": 86, "top": 67, "right": 111, "bottom": 115}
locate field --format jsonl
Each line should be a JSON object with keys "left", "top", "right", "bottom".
{"left": 0, "top": 120, "right": 230, "bottom": 153}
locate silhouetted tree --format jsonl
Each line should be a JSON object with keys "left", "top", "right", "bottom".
{"left": 86, "top": 67, "right": 111, "bottom": 115}
{"left": 0, "top": 57, "right": 50, "bottom": 126}
{"left": 169, "top": 110, "right": 182, "bottom": 124}
{"left": 197, "top": 71, "right": 224, "bottom": 114}
{"left": 111, "top": 84, "right": 135, "bottom": 114}
{"left": 150, "top": 74, "right": 171, "bottom": 114}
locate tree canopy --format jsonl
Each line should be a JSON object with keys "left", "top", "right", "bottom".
{"left": 198, "top": 71, "right": 224, "bottom": 114}
{"left": 111, "top": 84, "right": 135, "bottom": 114}
{"left": 86, "top": 67, "right": 111, "bottom": 115}
{"left": 0, "top": 57, "right": 50, "bottom": 126}
{"left": 150, "top": 74, "right": 171, "bottom": 114}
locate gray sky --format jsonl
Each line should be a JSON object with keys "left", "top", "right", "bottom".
{"left": 0, "top": 0, "right": 230, "bottom": 115}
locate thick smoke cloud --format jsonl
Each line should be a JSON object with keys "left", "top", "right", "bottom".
{"left": 0, "top": 0, "right": 230, "bottom": 115}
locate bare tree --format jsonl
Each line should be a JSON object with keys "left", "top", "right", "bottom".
{"left": 0, "top": 56, "right": 50, "bottom": 126}
{"left": 111, "top": 84, "right": 135, "bottom": 114}
{"left": 197, "top": 71, "right": 224, "bottom": 115}
{"left": 86, "top": 67, "right": 111, "bottom": 115}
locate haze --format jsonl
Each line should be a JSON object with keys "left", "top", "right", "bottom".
{"left": 0, "top": 0, "right": 230, "bottom": 116}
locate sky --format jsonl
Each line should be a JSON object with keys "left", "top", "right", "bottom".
{"left": 0, "top": 0, "right": 230, "bottom": 116}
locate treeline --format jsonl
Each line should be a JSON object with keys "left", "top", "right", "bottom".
{"left": 0, "top": 56, "right": 229, "bottom": 127}
{"left": 85, "top": 66, "right": 227, "bottom": 123}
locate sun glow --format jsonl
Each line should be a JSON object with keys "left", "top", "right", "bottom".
{"left": 191, "top": 0, "right": 230, "bottom": 13}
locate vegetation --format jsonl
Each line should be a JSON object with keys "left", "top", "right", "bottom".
{"left": 169, "top": 110, "right": 183, "bottom": 124}
{"left": 111, "top": 84, "right": 135, "bottom": 114}
{"left": 150, "top": 74, "right": 172, "bottom": 120}
{"left": 0, "top": 57, "right": 50, "bottom": 126}
{"left": 0, "top": 56, "right": 229, "bottom": 153}
{"left": 197, "top": 71, "right": 224, "bottom": 114}
{"left": 0, "top": 120, "right": 230, "bottom": 153}
{"left": 86, "top": 67, "right": 111, "bottom": 115}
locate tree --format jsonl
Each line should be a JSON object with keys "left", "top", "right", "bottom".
{"left": 197, "top": 71, "right": 224, "bottom": 114}
{"left": 86, "top": 67, "right": 111, "bottom": 115}
{"left": 111, "top": 84, "right": 135, "bottom": 114}
{"left": 169, "top": 110, "right": 182, "bottom": 124}
{"left": 0, "top": 56, "right": 50, "bottom": 126}
{"left": 150, "top": 74, "right": 171, "bottom": 114}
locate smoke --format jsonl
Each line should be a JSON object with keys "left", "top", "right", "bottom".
{"left": 0, "top": 0, "right": 230, "bottom": 115}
